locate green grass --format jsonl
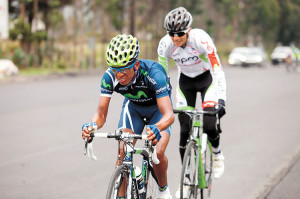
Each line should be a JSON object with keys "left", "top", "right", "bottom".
{"left": 18, "top": 67, "right": 68, "bottom": 76}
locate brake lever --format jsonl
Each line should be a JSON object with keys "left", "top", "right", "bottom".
{"left": 83, "top": 133, "right": 94, "bottom": 155}
{"left": 84, "top": 138, "right": 88, "bottom": 155}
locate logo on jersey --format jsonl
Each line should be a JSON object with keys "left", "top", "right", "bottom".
{"left": 101, "top": 79, "right": 111, "bottom": 89}
{"left": 174, "top": 56, "right": 200, "bottom": 64}
{"left": 158, "top": 41, "right": 167, "bottom": 56}
{"left": 124, "top": 91, "right": 148, "bottom": 99}
{"left": 119, "top": 86, "right": 128, "bottom": 91}
{"left": 156, "top": 86, "right": 167, "bottom": 95}
{"left": 147, "top": 76, "right": 157, "bottom": 85}
{"left": 141, "top": 69, "right": 148, "bottom": 76}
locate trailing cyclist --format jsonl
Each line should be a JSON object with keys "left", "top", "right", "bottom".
{"left": 157, "top": 7, "right": 227, "bottom": 198}
{"left": 82, "top": 34, "right": 174, "bottom": 199}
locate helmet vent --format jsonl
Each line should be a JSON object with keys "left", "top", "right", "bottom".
{"left": 105, "top": 34, "right": 140, "bottom": 67}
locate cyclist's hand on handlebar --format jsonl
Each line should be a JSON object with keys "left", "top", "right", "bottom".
{"left": 216, "top": 99, "right": 226, "bottom": 118}
{"left": 81, "top": 122, "right": 97, "bottom": 141}
{"left": 146, "top": 129, "right": 158, "bottom": 145}
{"left": 146, "top": 125, "right": 161, "bottom": 144}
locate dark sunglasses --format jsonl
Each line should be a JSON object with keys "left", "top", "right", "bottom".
{"left": 168, "top": 31, "right": 186, "bottom": 37}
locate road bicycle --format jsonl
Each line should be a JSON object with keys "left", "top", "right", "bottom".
{"left": 174, "top": 105, "right": 222, "bottom": 199}
{"left": 285, "top": 55, "right": 299, "bottom": 72}
{"left": 84, "top": 128, "right": 160, "bottom": 199}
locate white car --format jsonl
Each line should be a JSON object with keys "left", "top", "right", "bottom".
{"left": 228, "top": 47, "right": 267, "bottom": 67}
{"left": 271, "top": 46, "right": 294, "bottom": 65}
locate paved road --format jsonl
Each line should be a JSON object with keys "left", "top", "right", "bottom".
{"left": 0, "top": 64, "right": 299, "bottom": 199}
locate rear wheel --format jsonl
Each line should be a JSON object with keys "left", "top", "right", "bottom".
{"left": 180, "top": 141, "right": 200, "bottom": 198}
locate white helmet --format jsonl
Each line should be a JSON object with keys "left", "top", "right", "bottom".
{"left": 163, "top": 7, "right": 193, "bottom": 32}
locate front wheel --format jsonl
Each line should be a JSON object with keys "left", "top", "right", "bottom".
{"left": 106, "top": 165, "right": 135, "bottom": 199}
{"left": 201, "top": 140, "right": 213, "bottom": 199}
{"left": 180, "top": 141, "right": 200, "bottom": 198}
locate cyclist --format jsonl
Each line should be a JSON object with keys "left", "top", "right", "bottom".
{"left": 157, "top": 7, "right": 227, "bottom": 198}
{"left": 82, "top": 34, "right": 174, "bottom": 199}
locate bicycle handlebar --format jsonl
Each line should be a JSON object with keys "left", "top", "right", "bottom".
{"left": 173, "top": 104, "right": 224, "bottom": 116}
{"left": 84, "top": 131, "right": 159, "bottom": 164}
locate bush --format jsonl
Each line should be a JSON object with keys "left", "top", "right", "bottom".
{"left": 27, "top": 54, "right": 34, "bottom": 67}
{"left": 12, "top": 48, "right": 25, "bottom": 67}
{"left": 9, "top": 20, "right": 32, "bottom": 41}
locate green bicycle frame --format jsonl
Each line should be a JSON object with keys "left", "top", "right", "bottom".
{"left": 193, "top": 119, "right": 212, "bottom": 189}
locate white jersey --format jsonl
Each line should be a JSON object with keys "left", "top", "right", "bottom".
{"left": 157, "top": 28, "right": 227, "bottom": 102}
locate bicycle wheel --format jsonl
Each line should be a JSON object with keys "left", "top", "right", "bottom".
{"left": 180, "top": 140, "right": 200, "bottom": 199}
{"left": 106, "top": 165, "right": 135, "bottom": 199}
{"left": 144, "top": 162, "right": 159, "bottom": 198}
{"left": 200, "top": 141, "right": 213, "bottom": 199}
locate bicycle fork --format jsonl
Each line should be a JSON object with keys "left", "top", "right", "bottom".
{"left": 122, "top": 145, "right": 140, "bottom": 199}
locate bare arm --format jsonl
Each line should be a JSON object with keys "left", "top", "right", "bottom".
{"left": 92, "top": 96, "right": 111, "bottom": 129}
{"left": 155, "top": 95, "right": 175, "bottom": 131}
{"left": 82, "top": 96, "right": 111, "bottom": 140}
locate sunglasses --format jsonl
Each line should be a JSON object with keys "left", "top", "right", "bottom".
{"left": 110, "top": 60, "right": 137, "bottom": 75}
{"left": 168, "top": 31, "right": 186, "bottom": 37}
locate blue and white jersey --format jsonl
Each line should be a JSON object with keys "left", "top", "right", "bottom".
{"left": 100, "top": 59, "right": 171, "bottom": 106}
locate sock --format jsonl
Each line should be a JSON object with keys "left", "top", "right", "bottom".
{"left": 159, "top": 183, "right": 168, "bottom": 192}
{"left": 212, "top": 146, "right": 221, "bottom": 154}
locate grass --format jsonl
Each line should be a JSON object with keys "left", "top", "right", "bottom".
{"left": 18, "top": 67, "right": 69, "bottom": 76}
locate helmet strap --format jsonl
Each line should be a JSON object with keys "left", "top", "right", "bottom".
{"left": 126, "top": 61, "right": 138, "bottom": 87}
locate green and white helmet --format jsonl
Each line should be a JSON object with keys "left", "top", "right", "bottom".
{"left": 106, "top": 34, "right": 140, "bottom": 67}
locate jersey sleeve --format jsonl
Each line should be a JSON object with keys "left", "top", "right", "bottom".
{"left": 195, "top": 29, "right": 227, "bottom": 101}
{"left": 148, "top": 63, "right": 170, "bottom": 99}
{"left": 100, "top": 70, "right": 115, "bottom": 97}
{"left": 157, "top": 35, "right": 171, "bottom": 73}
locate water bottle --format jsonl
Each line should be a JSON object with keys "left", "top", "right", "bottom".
{"left": 135, "top": 166, "right": 145, "bottom": 194}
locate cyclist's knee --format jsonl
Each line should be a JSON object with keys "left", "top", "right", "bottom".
{"left": 155, "top": 146, "right": 166, "bottom": 161}
{"left": 118, "top": 141, "right": 126, "bottom": 158}
{"left": 157, "top": 151, "right": 164, "bottom": 161}
{"left": 203, "top": 107, "right": 218, "bottom": 135}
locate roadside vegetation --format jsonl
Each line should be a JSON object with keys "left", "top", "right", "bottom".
{"left": 1, "top": 0, "right": 300, "bottom": 76}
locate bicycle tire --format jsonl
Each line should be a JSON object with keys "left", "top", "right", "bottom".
{"left": 180, "top": 140, "right": 200, "bottom": 199}
{"left": 106, "top": 165, "right": 136, "bottom": 199}
{"left": 200, "top": 141, "right": 213, "bottom": 199}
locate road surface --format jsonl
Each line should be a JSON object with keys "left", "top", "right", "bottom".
{"left": 0, "top": 64, "right": 299, "bottom": 198}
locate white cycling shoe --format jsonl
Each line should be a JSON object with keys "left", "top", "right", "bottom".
{"left": 156, "top": 187, "right": 172, "bottom": 199}
{"left": 213, "top": 151, "right": 225, "bottom": 179}
{"left": 175, "top": 185, "right": 190, "bottom": 198}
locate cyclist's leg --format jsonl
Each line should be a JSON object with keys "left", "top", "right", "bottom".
{"left": 147, "top": 106, "right": 172, "bottom": 196}
{"left": 153, "top": 131, "right": 170, "bottom": 187}
{"left": 202, "top": 81, "right": 225, "bottom": 178}
{"left": 199, "top": 71, "right": 222, "bottom": 150}
{"left": 176, "top": 73, "right": 197, "bottom": 162}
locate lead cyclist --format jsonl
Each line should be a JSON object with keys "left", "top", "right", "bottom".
{"left": 157, "top": 7, "right": 227, "bottom": 198}
{"left": 82, "top": 34, "right": 174, "bottom": 199}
